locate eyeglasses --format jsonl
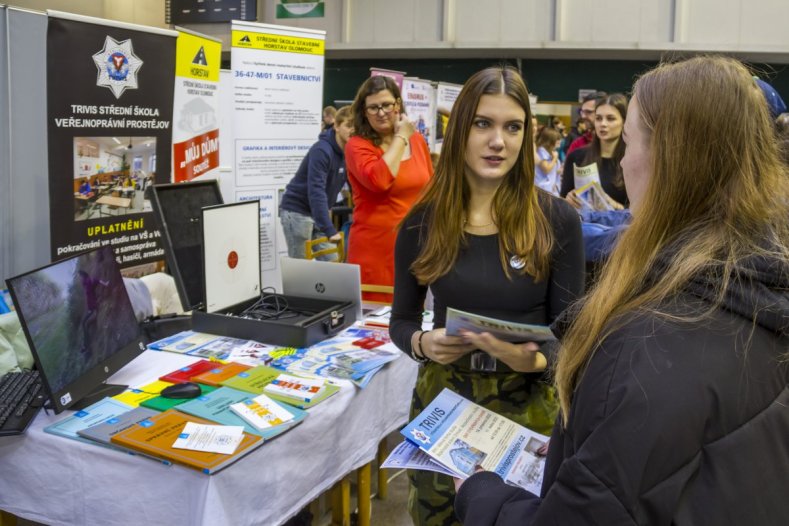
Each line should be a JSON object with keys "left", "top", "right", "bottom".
{"left": 365, "top": 102, "right": 396, "bottom": 115}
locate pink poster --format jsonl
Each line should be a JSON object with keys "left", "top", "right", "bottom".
{"left": 370, "top": 67, "right": 405, "bottom": 91}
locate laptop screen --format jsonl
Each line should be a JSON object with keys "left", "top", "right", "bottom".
{"left": 280, "top": 257, "right": 362, "bottom": 320}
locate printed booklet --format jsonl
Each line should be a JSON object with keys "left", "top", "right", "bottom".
{"left": 390, "top": 388, "right": 549, "bottom": 496}
{"left": 445, "top": 308, "right": 555, "bottom": 343}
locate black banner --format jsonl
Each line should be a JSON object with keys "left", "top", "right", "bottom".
{"left": 47, "top": 16, "right": 175, "bottom": 269}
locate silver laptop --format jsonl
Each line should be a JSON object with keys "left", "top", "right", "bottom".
{"left": 280, "top": 257, "right": 363, "bottom": 320}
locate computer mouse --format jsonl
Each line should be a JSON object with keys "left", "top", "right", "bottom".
{"left": 160, "top": 382, "right": 202, "bottom": 399}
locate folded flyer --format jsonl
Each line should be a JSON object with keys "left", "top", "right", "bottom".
{"left": 263, "top": 373, "right": 326, "bottom": 402}
{"left": 399, "top": 388, "right": 549, "bottom": 496}
{"left": 229, "top": 393, "right": 295, "bottom": 430}
{"left": 576, "top": 181, "right": 615, "bottom": 212}
{"left": 382, "top": 440, "right": 457, "bottom": 477}
{"left": 171, "top": 422, "right": 245, "bottom": 455}
{"left": 445, "top": 308, "right": 555, "bottom": 343}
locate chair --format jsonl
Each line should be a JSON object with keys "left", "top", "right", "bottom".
{"left": 359, "top": 284, "right": 393, "bottom": 296}
{"left": 304, "top": 232, "right": 345, "bottom": 262}
{"left": 360, "top": 283, "right": 394, "bottom": 305}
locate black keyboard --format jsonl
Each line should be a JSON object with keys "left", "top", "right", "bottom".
{"left": 0, "top": 370, "right": 45, "bottom": 436}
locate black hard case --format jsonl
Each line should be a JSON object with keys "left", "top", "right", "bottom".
{"left": 150, "top": 181, "right": 355, "bottom": 348}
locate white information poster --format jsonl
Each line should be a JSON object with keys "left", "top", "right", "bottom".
{"left": 435, "top": 82, "right": 462, "bottom": 153}
{"left": 401, "top": 77, "right": 436, "bottom": 151}
{"left": 230, "top": 21, "right": 326, "bottom": 288}
{"left": 172, "top": 28, "right": 222, "bottom": 183}
{"left": 237, "top": 188, "right": 279, "bottom": 280}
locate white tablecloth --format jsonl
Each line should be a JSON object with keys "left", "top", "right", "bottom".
{"left": 0, "top": 350, "right": 418, "bottom": 526}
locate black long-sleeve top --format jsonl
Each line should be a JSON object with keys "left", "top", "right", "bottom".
{"left": 389, "top": 193, "right": 584, "bottom": 362}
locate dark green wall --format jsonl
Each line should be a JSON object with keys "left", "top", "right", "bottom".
{"left": 324, "top": 57, "right": 789, "bottom": 107}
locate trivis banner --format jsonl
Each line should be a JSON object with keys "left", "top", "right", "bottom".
{"left": 230, "top": 21, "right": 326, "bottom": 280}
{"left": 172, "top": 28, "right": 222, "bottom": 183}
{"left": 401, "top": 78, "right": 436, "bottom": 151}
{"left": 46, "top": 12, "right": 176, "bottom": 269}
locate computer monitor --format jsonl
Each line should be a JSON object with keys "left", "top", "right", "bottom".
{"left": 6, "top": 246, "right": 145, "bottom": 414}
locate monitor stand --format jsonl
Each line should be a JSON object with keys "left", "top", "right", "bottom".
{"left": 70, "top": 383, "right": 128, "bottom": 411}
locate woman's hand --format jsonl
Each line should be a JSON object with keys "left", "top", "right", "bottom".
{"left": 564, "top": 189, "right": 583, "bottom": 209}
{"left": 453, "top": 466, "right": 486, "bottom": 492}
{"left": 394, "top": 113, "right": 415, "bottom": 140}
{"left": 459, "top": 331, "right": 547, "bottom": 373}
{"left": 414, "top": 328, "right": 475, "bottom": 365}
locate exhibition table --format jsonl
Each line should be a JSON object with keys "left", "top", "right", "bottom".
{"left": 0, "top": 349, "right": 418, "bottom": 526}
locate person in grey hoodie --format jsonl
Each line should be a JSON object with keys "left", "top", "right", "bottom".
{"left": 280, "top": 105, "right": 353, "bottom": 260}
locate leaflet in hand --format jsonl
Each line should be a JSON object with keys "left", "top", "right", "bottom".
{"left": 576, "top": 181, "right": 615, "bottom": 212}
{"left": 229, "top": 393, "right": 295, "bottom": 430}
{"left": 445, "top": 308, "right": 555, "bottom": 343}
{"left": 400, "top": 388, "right": 549, "bottom": 496}
{"left": 382, "top": 440, "right": 458, "bottom": 477}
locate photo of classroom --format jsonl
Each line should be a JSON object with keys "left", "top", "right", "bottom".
{"left": 73, "top": 136, "right": 156, "bottom": 221}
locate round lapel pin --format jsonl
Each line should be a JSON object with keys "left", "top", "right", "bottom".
{"left": 509, "top": 255, "right": 525, "bottom": 270}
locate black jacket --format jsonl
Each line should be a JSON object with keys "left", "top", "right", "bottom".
{"left": 279, "top": 128, "right": 346, "bottom": 237}
{"left": 456, "top": 253, "right": 789, "bottom": 525}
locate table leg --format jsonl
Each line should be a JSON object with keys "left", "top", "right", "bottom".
{"left": 376, "top": 440, "right": 388, "bottom": 500}
{"left": 330, "top": 477, "right": 350, "bottom": 526}
{"left": 308, "top": 498, "right": 322, "bottom": 525}
{"left": 0, "top": 510, "right": 18, "bottom": 526}
{"left": 357, "top": 463, "right": 371, "bottom": 526}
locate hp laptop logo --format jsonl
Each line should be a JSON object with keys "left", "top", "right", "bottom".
{"left": 315, "top": 282, "right": 326, "bottom": 293}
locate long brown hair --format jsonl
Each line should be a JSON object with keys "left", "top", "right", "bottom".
{"left": 407, "top": 65, "right": 553, "bottom": 284}
{"left": 555, "top": 56, "right": 789, "bottom": 424}
{"left": 583, "top": 93, "right": 628, "bottom": 189}
{"left": 350, "top": 76, "right": 403, "bottom": 146}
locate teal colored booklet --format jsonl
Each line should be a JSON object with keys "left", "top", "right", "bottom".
{"left": 175, "top": 386, "right": 307, "bottom": 439}
{"left": 43, "top": 397, "right": 133, "bottom": 445}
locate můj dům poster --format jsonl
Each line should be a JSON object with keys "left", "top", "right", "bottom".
{"left": 47, "top": 12, "right": 176, "bottom": 270}
{"left": 172, "top": 28, "right": 221, "bottom": 183}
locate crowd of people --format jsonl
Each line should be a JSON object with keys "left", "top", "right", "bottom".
{"left": 279, "top": 56, "right": 788, "bottom": 525}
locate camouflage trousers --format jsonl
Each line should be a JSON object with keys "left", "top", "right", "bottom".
{"left": 407, "top": 361, "right": 558, "bottom": 526}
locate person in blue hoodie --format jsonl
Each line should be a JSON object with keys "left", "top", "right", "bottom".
{"left": 280, "top": 105, "right": 353, "bottom": 260}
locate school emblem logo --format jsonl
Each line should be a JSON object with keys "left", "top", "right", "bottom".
{"left": 411, "top": 428, "right": 431, "bottom": 444}
{"left": 92, "top": 36, "right": 143, "bottom": 99}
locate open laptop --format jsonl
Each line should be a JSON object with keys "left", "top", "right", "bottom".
{"left": 280, "top": 257, "right": 362, "bottom": 320}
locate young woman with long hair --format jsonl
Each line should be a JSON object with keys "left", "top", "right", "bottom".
{"left": 561, "top": 93, "right": 629, "bottom": 209}
{"left": 389, "top": 65, "right": 584, "bottom": 525}
{"left": 454, "top": 56, "right": 789, "bottom": 525}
